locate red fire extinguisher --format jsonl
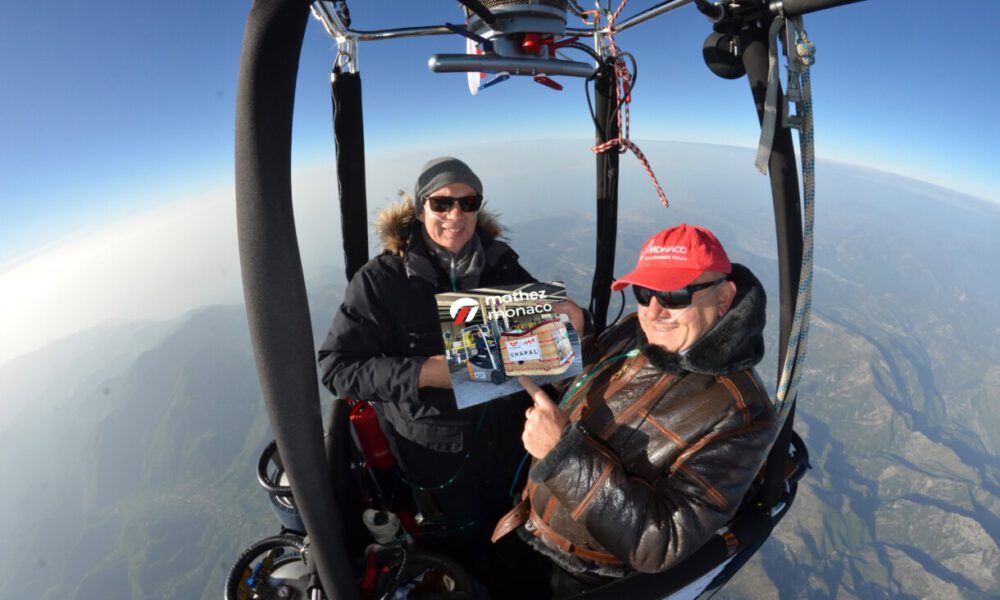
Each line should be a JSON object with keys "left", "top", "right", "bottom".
{"left": 348, "top": 399, "right": 396, "bottom": 469}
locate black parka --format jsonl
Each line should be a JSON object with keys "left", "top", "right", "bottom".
{"left": 498, "top": 264, "right": 778, "bottom": 577}
{"left": 317, "top": 200, "right": 536, "bottom": 533}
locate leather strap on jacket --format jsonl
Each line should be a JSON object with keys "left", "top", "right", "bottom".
{"left": 490, "top": 498, "right": 625, "bottom": 566}
{"left": 491, "top": 497, "right": 529, "bottom": 543}
{"left": 527, "top": 510, "right": 624, "bottom": 565}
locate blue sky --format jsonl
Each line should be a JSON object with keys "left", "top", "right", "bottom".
{"left": 1, "top": 0, "right": 998, "bottom": 267}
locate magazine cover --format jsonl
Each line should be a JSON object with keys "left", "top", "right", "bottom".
{"left": 435, "top": 282, "right": 583, "bottom": 409}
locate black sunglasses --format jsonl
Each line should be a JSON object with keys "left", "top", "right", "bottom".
{"left": 632, "top": 277, "right": 728, "bottom": 309}
{"left": 424, "top": 194, "right": 483, "bottom": 213}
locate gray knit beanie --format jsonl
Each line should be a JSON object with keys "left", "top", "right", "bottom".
{"left": 412, "top": 157, "right": 483, "bottom": 218}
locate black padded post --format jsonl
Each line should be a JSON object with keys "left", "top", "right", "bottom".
{"left": 332, "top": 69, "right": 370, "bottom": 283}
{"left": 235, "top": 0, "right": 359, "bottom": 598}
{"left": 589, "top": 60, "right": 621, "bottom": 335}
{"left": 739, "top": 12, "right": 805, "bottom": 513}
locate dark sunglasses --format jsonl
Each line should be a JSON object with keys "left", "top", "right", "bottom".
{"left": 424, "top": 194, "right": 483, "bottom": 213}
{"left": 632, "top": 277, "right": 728, "bottom": 309}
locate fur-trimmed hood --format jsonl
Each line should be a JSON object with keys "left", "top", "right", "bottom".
{"left": 374, "top": 196, "right": 506, "bottom": 257}
{"left": 640, "top": 263, "right": 766, "bottom": 375}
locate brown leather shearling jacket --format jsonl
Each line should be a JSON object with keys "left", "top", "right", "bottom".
{"left": 500, "top": 264, "right": 777, "bottom": 577}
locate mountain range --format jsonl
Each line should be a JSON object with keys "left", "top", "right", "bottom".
{"left": 1, "top": 142, "right": 997, "bottom": 598}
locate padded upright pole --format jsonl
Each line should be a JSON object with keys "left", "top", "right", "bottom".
{"left": 590, "top": 60, "right": 621, "bottom": 335}
{"left": 332, "top": 68, "right": 369, "bottom": 283}
{"left": 235, "top": 1, "right": 359, "bottom": 598}
{"left": 740, "top": 14, "right": 805, "bottom": 511}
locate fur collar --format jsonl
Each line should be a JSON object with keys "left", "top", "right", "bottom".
{"left": 639, "top": 264, "right": 766, "bottom": 375}
{"left": 374, "top": 196, "right": 506, "bottom": 257}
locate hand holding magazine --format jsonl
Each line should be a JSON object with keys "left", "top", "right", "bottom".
{"left": 435, "top": 282, "right": 583, "bottom": 409}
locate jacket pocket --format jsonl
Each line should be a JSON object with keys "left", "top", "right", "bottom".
{"left": 401, "top": 419, "right": 465, "bottom": 454}
{"left": 376, "top": 397, "right": 467, "bottom": 454}
{"left": 400, "top": 329, "right": 444, "bottom": 356}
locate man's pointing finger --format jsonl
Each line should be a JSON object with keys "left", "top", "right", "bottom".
{"left": 519, "top": 376, "right": 555, "bottom": 409}
{"left": 519, "top": 375, "right": 541, "bottom": 397}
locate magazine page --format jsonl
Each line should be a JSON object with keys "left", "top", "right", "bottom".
{"left": 435, "top": 282, "right": 583, "bottom": 409}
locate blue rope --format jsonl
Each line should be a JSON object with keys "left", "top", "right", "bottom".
{"left": 775, "top": 22, "right": 816, "bottom": 420}
{"left": 508, "top": 452, "right": 530, "bottom": 499}
{"left": 559, "top": 349, "right": 640, "bottom": 409}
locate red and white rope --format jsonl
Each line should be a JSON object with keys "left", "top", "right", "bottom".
{"left": 589, "top": 0, "right": 669, "bottom": 208}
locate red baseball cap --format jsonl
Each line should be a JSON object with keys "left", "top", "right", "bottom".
{"left": 611, "top": 224, "right": 731, "bottom": 292}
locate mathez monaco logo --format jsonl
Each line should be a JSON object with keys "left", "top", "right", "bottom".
{"left": 449, "top": 297, "right": 480, "bottom": 326}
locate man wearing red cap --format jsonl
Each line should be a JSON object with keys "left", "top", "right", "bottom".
{"left": 492, "top": 224, "right": 778, "bottom": 595}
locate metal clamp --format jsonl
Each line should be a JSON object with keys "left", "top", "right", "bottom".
{"left": 781, "top": 15, "right": 814, "bottom": 130}
{"left": 313, "top": 1, "right": 360, "bottom": 73}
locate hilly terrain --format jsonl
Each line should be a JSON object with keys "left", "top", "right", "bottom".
{"left": 1, "top": 142, "right": 997, "bottom": 598}
{"left": 715, "top": 164, "right": 1000, "bottom": 599}
{"left": 0, "top": 278, "right": 345, "bottom": 600}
